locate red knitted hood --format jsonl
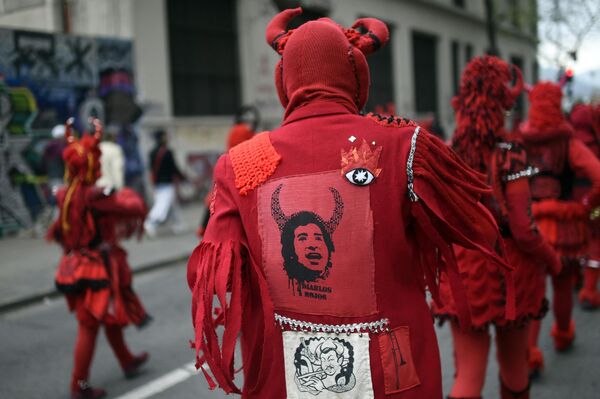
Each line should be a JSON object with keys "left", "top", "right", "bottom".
{"left": 521, "top": 81, "right": 573, "bottom": 142}
{"left": 265, "top": 8, "right": 389, "bottom": 118}
{"left": 451, "top": 55, "right": 523, "bottom": 172}
{"left": 570, "top": 103, "right": 600, "bottom": 146}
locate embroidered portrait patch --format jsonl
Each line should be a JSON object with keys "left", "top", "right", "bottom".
{"left": 282, "top": 331, "right": 374, "bottom": 399}
{"left": 258, "top": 171, "right": 377, "bottom": 316}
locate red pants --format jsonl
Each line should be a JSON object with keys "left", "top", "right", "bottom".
{"left": 449, "top": 322, "right": 529, "bottom": 398}
{"left": 71, "top": 302, "right": 135, "bottom": 391}
{"left": 529, "top": 260, "right": 578, "bottom": 349}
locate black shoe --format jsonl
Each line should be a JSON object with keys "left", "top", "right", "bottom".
{"left": 71, "top": 381, "right": 106, "bottom": 399}
{"left": 124, "top": 352, "right": 150, "bottom": 379}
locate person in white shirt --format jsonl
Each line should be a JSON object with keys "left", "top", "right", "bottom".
{"left": 97, "top": 127, "right": 125, "bottom": 191}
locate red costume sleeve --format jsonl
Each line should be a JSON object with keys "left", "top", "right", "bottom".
{"left": 504, "top": 178, "right": 561, "bottom": 274}
{"left": 569, "top": 138, "right": 600, "bottom": 208}
{"left": 408, "top": 127, "right": 514, "bottom": 328}
{"left": 186, "top": 155, "right": 275, "bottom": 394}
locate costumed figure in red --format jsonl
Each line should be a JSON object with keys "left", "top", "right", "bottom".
{"left": 519, "top": 83, "right": 600, "bottom": 374}
{"left": 47, "top": 118, "right": 151, "bottom": 399}
{"left": 432, "top": 56, "right": 561, "bottom": 399}
{"left": 187, "top": 9, "right": 512, "bottom": 398}
{"left": 569, "top": 102, "right": 600, "bottom": 309}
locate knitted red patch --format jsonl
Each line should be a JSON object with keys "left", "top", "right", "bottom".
{"left": 229, "top": 132, "right": 281, "bottom": 195}
{"left": 365, "top": 112, "right": 417, "bottom": 128}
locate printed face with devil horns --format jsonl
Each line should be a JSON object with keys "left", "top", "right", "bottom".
{"left": 271, "top": 184, "right": 344, "bottom": 292}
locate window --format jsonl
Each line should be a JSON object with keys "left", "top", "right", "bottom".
{"left": 508, "top": 0, "right": 520, "bottom": 29}
{"left": 167, "top": 0, "right": 240, "bottom": 116}
{"left": 412, "top": 31, "right": 438, "bottom": 114}
{"left": 451, "top": 40, "right": 460, "bottom": 95}
{"left": 510, "top": 55, "right": 525, "bottom": 114}
{"left": 366, "top": 23, "right": 395, "bottom": 113}
{"left": 465, "top": 43, "right": 473, "bottom": 64}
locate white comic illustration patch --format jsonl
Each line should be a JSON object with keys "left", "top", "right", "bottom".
{"left": 282, "top": 331, "right": 374, "bottom": 399}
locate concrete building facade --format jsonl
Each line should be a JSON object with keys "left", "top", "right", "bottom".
{"left": 0, "top": 0, "right": 538, "bottom": 161}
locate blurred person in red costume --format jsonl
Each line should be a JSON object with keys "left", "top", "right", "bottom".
{"left": 569, "top": 102, "right": 600, "bottom": 309}
{"left": 432, "top": 56, "right": 561, "bottom": 399}
{"left": 519, "top": 83, "right": 600, "bottom": 375}
{"left": 47, "top": 118, "right": 151, "bottom": 399}
{"left": 187, "top": 8, "right": 512, "bottom": 398}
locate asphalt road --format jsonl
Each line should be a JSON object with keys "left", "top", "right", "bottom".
{"left": 1, "top": 263, "right": 598, "bottom": 398}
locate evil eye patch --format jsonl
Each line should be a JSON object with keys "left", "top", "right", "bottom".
{"left": 345, "top": 168, "right": 375, "bottom": 186}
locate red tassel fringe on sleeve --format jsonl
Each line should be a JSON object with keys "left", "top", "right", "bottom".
{"left": 187, "top": 240, "right": 245, "bottom": 394}
{"left": 407, "top": 127, "right": 515, "bottom": 329}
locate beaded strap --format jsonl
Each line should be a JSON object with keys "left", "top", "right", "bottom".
{"left": 274, "top": 313, "right": 389, "bottom": 334}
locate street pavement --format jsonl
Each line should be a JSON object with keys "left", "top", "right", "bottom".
{"left": 1, "top": 261, "right": 598, "bottom": 398}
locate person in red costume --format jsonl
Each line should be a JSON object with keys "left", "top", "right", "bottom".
{"left": 520, "top": 83, "right": 600, "bottom": 374}
{"left": 47, "top": 118, "right": 151, "bottom": 399}
{"left": 432, "top": 56, "right": 561, "bottom": 399}
{"left": 187, "top": 8, "right": 512, "bottom": 398}
{"left": 569, "top": 102, "right": 600, "bottom": 309}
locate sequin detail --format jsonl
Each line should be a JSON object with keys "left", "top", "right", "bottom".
{"left": 274, "top": 313, "right": 389, "bottom": 334}
{"left": 503, "top": 166, "right": 539, "bottom": 182}
{"left": 407, "top": 126, "right": 421, "bottom": 202}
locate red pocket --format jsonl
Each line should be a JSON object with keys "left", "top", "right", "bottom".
{"left": 378, "top": 326, "right": 421, "bottom": 394}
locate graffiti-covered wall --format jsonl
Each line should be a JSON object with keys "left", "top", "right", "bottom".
{"left": 0, "top": 28, "right": 137, "bottom": 132}
{"left": 0, "top": 28, "right": 140, "bottom": 236}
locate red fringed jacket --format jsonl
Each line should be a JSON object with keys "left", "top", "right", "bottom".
{"left": 187, "top": 102, "right": 510, "bottom": 398}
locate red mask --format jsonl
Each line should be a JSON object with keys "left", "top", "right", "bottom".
{"left": 265, "top": 8, "right": 389, "bottom": 118}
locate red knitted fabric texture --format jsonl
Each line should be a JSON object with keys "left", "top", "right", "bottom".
{"left": 228, "top": 132, "right": 281, "bottom": 195}
{"left": 527, "top": 82, "right": 565, "bottom": 132}
{"left": 365, "top": 112, "right": 417, "bottom": 128}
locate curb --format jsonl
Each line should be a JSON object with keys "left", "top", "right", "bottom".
{"left": 0, "top": 253, "right": 190, "bottom": 315}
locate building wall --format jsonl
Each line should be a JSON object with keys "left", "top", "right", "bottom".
{"left": 236, "top": 0, "right": 537, "bottom": 135}
{"left": 0, "top": 0, "right": 538, "bottom": 162}
{"left": 0, "top": 0, "right": 59, "bottom": 31}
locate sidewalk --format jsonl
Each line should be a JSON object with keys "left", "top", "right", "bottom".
{"left": 0, "top": 204, "right": 205, "bottom": 313}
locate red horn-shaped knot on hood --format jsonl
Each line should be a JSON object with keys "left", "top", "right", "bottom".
{"left": 348, "top": 18, "right": 389, "bottom": 55}
{"left": 265, "top": 7, "right": 302, "bottom": 55}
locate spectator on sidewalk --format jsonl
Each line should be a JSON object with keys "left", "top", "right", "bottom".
{"left": 96, "top": 126, "right": 125, "bottom": 192}
{"left": 144, "top": 129, "right": 186, "bottom": 237}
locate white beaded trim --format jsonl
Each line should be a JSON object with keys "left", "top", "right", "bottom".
{"left": 503, "top": 166, "right": 539, "bottom": 182}
{"left": 407, "top": 126, "right": 421, "bottom": 202}
{"left": 274, "top": 313, "right": 389, "bottom": 334}
{"left": 496, "top": 142, "right": 513, "bottom": 150}
{"left": 587, "top": 259, "right": 600, "bottom": 269}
